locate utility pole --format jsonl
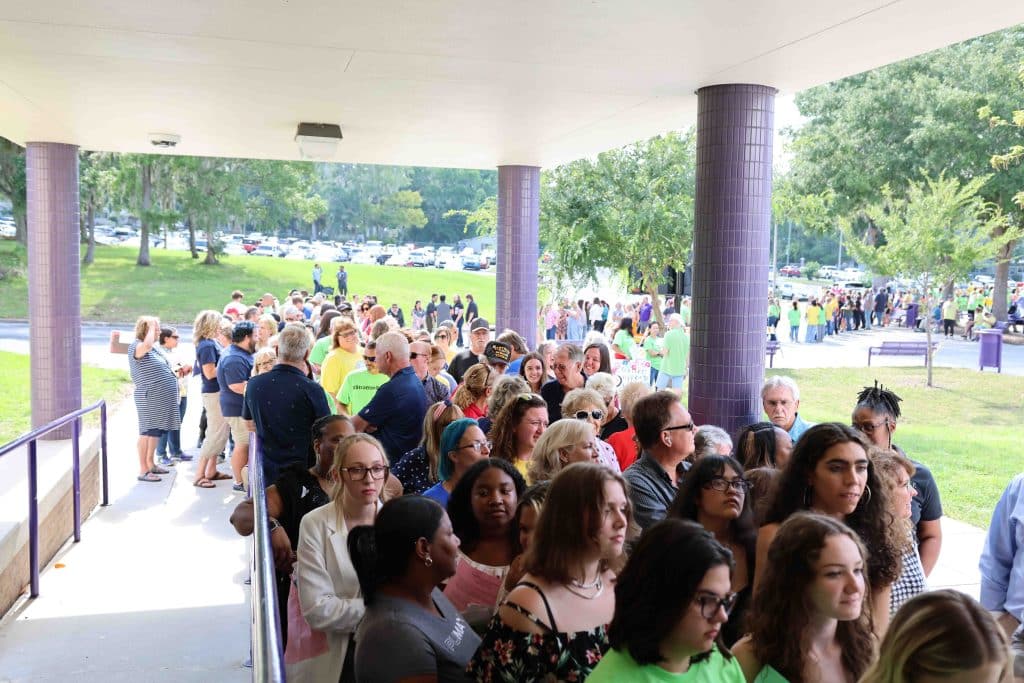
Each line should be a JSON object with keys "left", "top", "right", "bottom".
{"left": 771, "top": 221, "right": 779, "bottom": 289}
{"left": 837, "top": 228, "right": 843, "bottom": 268}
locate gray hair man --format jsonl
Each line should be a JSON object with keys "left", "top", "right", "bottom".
{"left": 761, "top": 375, "right": 813, "bottom": 443}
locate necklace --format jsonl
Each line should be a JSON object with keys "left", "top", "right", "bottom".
{"left": 565, "top": 575, "right": 604, "bottom": 600}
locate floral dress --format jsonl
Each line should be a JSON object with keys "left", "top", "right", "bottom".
{"left": 467, "top": 581, "right": 609, "bottom": 682}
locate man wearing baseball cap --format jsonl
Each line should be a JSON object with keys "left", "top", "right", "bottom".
{"left": 448, "top": 317, "right": 490, "bottom": 384}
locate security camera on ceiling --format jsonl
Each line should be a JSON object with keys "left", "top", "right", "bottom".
{"left": 148, "top": 133, "right": 181, "bottom": 148}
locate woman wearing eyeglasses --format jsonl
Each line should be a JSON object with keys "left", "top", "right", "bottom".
{"left": 589, "top": 518, "right": 744, "bottom": 682}
{"left": 732, "top": 513, "right": 874, "bottom": 683}
{"left": 470, "top": 463, "right": 630, "bottom": 681}
{"left": 443, "top": 458, "right": 525, "bottom": 624}
{"left": 293, "top": 433, "right": 389, "bottom": 682}
{"left": 433, "top": 326, "right": 456, "bottom": 365}
{"left": 422, "top": 418, "right": 489, "bottom": 507}
{"left": 561, "top": 388, "right": 622, "bottom": 472}
{"left": 319, "top": 319, "right": 362, "bottom": 397}
{"left": 668, "top": 455, "right": 757, "bottom": 647}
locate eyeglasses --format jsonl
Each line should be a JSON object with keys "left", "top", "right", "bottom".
{"left": 693, "top": 592, "right": 738, "bottom": 619}
{"left": 435, "top": 334, "right": 449, "bottom": 340}
{"left": 663, "top": 422, "right": 695, "bottom": 433}
{"left": 409, "top": 352, "right": 425, "bottom": 359}
{"left": 896, "top": 479, "right": 916, "bottom": 492}
{"left": 338, "top": 465, "right": 390, "bottom": 481}
{"left": 852, "top": 419, "right": 890, "bottom": 434}
{"left": 456, "top": 440, "right": 492, "bottom": 453}
{"left": 574, "top": 410, "right": 605, "bottom": 421}
{"left": 703, "top": 477, "right": 751, "bottom": 494}
{"left": 363, "top": 356, "right": 376, "bottom": 362}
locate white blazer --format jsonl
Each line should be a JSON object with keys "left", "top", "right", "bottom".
{"left": 293, "top": 501, "right": 378, "bottom": 683}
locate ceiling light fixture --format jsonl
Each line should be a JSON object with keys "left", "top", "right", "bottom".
{"left": 295, "top": 122, "right": 343, "bottom": 160}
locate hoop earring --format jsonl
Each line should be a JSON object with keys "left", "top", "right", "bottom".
{"left": 861, "top": 485, "right": 872, "bottom": 505}
{"left": 424, "top": 555, "right": 433, "bottom": 567}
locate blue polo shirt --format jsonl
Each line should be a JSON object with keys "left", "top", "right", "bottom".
{"left": 217, "top": 344, "right": 253, "bottom": 417}
{"left": 194, "top": 339, "right": 222, "bottom": 393}
{"left": 358, "top": 366, "right": 427, "bottom": 463}
{"left": 242, "top": 364, "right": 331, "bottom": 485}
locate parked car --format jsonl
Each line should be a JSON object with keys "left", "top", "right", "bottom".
{"left": 409, "top": 250, "right": 433, "bottom": 267}
{"left": 385, "top": 253, "right": 413, "bottom": 267}
{"left": 780, "top": 264, "right": 801, "bottom": 277}
{"left": 242, "top": 237, "right": 262, "bottom": 253}
{"left": 461, "top": 255, "right": 483, "bottom": 271}
{"left": 252, "top": 244, "right": 285, "bottom": 258}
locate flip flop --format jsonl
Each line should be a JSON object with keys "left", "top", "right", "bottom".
{"left": 137, "top": 473, "right": 161, "bottom": 483}
{"left": 193, "top": 479, "right": 216, "bottom": 489}
{"left": 209, "top": 472, "right": 232, "bottom": 481}
{"left": 150, "top": 466, "right": 170, "bottom": 475}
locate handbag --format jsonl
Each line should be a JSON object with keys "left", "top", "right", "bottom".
{"left": 284, "top": 572, "right": 329, "bottom": 665}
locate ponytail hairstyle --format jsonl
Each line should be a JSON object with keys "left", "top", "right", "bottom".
{"left": 347, "top": 496, "right": 446, "bottom": 606}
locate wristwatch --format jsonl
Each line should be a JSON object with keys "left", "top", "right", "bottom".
{"left": 268, "top": 518, "right": 282, "bottom": 533}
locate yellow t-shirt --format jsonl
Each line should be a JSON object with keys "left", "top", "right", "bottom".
{"left": 806, "top": 305, "right": 821, "bottom": 325}
{"left": 320, "top": 346, "right": 362, "bottom": 396}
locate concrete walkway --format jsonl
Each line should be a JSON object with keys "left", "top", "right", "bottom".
{"left": 0, "top": 400, "right": 251, "bottom": 682}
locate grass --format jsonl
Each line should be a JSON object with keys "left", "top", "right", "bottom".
{"left": 0, "top": 351, "right": 131, "bottom": 445}
{"left": 0, "top": 242, "right": 496, "bottom": 324}
{"left": 761, "top": 366, "right": 1024, "bottom": 528}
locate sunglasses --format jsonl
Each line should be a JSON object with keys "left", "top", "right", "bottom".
{"left": 363, "top": 356, "right": 376, "bottom": 362}
{"left": 575, "top": 409, "right": 604, "bottom": 421}
{"left": 409, "top": 352, "right": 426, "bottom": 360}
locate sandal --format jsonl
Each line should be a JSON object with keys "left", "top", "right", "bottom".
{"left": 209, "top": 472, "right": 232, "bottom": 481}
{"left": 150, "top": 466, "right": 170, "bottom": 475}
{"left": 137, "top": 473, "right": 161, "bottom": 483}
{"left": 193, "top": 478, "right": 216, "bottom": 489}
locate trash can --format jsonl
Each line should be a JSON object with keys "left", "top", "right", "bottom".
{"left": 978, "top": 329, "right": 1003, "bottom": 373}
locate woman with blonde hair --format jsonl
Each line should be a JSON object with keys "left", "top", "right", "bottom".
{"left": 192, "top": 309, "right": 232, "bottom": 488}
{"left": 391, "top": 401, "right": 464, "bottom": 495}
{"left": 252, "top": 346, "right": 276, "bottom": 376}
{"left": 528, "top": 419, "right": 597, "bottom": 484}
{"left": 860, "top": 589, "right": 1012, "bottom": 683}
{"left": 489, "top": 393, "right": 549, "bottom": 477}
{"left": 562, "top": 388, "right": 621, "bottom": 472}
{"left": 256, "top": 314, "right": 279, "bottom": 351}
{"left": 294, "top": 433, "right": 389, "bottom": 682}
{"left": 452, "top": 363, "right": 494, "bottom": 420}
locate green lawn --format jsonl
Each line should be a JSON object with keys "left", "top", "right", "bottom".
{"left": 761, "top": 367, "right": 1023, "bottom": 528}
{"left": 0, "top": 242, "right": 496, "bottom": 324}
{"left": 0, "top": 351, "right": 131, "bottom": 445}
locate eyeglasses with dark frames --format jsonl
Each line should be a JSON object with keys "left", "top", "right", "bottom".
{"left": 663, "top": 422, "right": 695, "bottom": 433}
{"left": 693, "top": 591, "right": 738, "bottom": 620}
{"left": 338, "top": 465, "right": 390, "bottom": 481}
{"left": 703, "top": 477, "right": 751, "bottom": 494}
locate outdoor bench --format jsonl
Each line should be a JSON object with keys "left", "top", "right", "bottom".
{"left": 867, "top": 340, "right": 938, "bottom": 366}
{"left": 766, "top": 340, "right": 780, "bottom": 368}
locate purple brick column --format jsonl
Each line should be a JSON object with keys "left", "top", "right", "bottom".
{"left": 27, "top": 142, "right": 81, "bottom": 440}
{"left": 689, "top": 84, "right": 776, "bottom": 437}
{"left": 496, "top": 165, "right": 540, "bottom": 348}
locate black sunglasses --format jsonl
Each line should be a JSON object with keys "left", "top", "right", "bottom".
{"left": 663, "top": 422, "right": 695, "bottom": 433}
{"left": 363, "top": 356, "right": 376, "bottom": 362}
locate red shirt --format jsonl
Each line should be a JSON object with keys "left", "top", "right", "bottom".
{"left": 463, "top": 403, "right": 487, "bottom": 420}
{"left": 607, "top": 426, "right": 638, "bottom": 471}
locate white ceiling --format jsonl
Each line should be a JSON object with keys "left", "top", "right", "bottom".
{"left": 0, "top": 1, "right": 1022, "bottom": 169}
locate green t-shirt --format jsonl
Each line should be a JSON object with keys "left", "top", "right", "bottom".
{"left": 660, "top": 328, "right": 690, "bottom": 376}
{"left": 787, "top": 308, "right": 801, "bottom": 326}
{"left": 589, "top": 646, "right": 745, "bottom": 683}
{"left": 768, "top": 303, "right": 781, "bottom": 318}
{"left": 614, "top": 329, "right": 636, "bottom": 357}
{"left": 309, "top": 335, "right": 332, "bottom": 367}
{"left": 753, "top": 665, "right": 790, "bottom": 683}
{"left": 643, "top": 336, "right": 664, "bottom": 371}
{"left": 337, "top": 369, "right": 388, "bottom": 416}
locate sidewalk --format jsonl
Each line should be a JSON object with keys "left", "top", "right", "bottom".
{"left": 0, "top": 400, "right": 251, "bottom": 682}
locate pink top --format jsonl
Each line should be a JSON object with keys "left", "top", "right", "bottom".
{"left": 443, "top": 553, "right": 508, "bottom": 613}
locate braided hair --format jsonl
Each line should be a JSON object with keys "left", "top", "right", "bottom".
{"left": 855, "top": 381, "right": 902, "bottom": 419}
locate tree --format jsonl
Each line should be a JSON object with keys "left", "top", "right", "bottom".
{"left": 981, "top": 63, "right": 1024, "bottom": 213}
{"left": 362, "top": 189, "right": 427, "bottom": 240}
{"left": 79, "top": 151, "right": 118, "bottom": 265}
{"left": 788, "top": 26, "right": 1024, "bottom": 318}
{"left": 0, "top": 138, "right": 26, "bottom": 245}
{"left": 444, "top": 195, "right": 497, "bottom": 237}
{"left": 409, "top": 167, "right": 497, "bottom": 243}
{"left": 541, "top": 129, "right": 696, "bottom": 320}
{"left": 841, "top": 173, "right": 1018, "bottom": 386}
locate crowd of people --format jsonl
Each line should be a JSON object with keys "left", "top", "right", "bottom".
{"left": 117, "top": 286, "right": 1023, "bottom": 682}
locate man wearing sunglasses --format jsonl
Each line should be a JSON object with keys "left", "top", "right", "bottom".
{"left": 624, "top": 390, "right": 696, "bottom": 531}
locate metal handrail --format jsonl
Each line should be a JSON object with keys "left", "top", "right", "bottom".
{"left": 0, "top": 399, "right": 109, "bottom": 599}
{"left": 248, "top": 435, "right": 286, "bottom": 682}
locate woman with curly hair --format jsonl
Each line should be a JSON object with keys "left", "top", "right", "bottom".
{"left": 668, "top": 455, "right": 756, "bottom": 647}
{"left": 488, "top": 392, "right": 548, "bottom": 478}
{"left": 754, "top": 422, "right": 900, "bottom": 635}
{"left": 451, "top": 363, "right": 494, "bottom": 420}
{"left": 733, "top": 513, "right": 874, "bottom": 683}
